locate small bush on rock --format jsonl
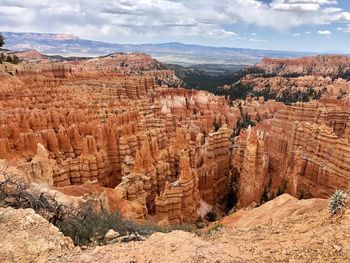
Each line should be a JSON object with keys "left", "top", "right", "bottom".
{"left": 206, "top": 223, "right": 224, "bottom": 235}
{"left": 56, "top": 203, "right": 197, "bottom": 245}
{"left": 329, "top": 189, "right": 348, "bottom": 215}
{"left": 56, "top": 203, "right": 161, "bottom": 245}
{"left": 0, "top": 176, "right": 63, "bottom": 223}
{"left": 0, "top": 175, "right": 196, "bottom": 246}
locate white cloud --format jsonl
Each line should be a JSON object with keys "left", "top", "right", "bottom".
{"left": 0, "top": 0, "right": 348, "bottom": 42}
{"left": 329, "top": 11, "right": 350, "bottom": 21}
{"left": 318, "top": 30, "right": 331, "bottom": 34}
{"left": 293, "top": 33, "right": 301, "bottom": 36}
{"left": 336, "top": 25, "right": 350, "bottom": 33}
{"left": 249, "top": 38, "right": 266, "bottom": 42}
{"left": 344, "top": 25, "right": 350, "bottom": 32}
{"left": 323, "top": 7, "right": 342, "bottom": 13}
{"left": 305, "top": 31, "right": 311, "bottom": 34}
{"left": 270, "top": 0, "right": 337, "bottom": 12}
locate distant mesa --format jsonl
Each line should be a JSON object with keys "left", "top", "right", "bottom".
{"left": 9, "top": 49, "right": 48, "bottom": 61}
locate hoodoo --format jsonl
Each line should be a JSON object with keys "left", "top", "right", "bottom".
{"left": 1, "top": 23, "right": 350, "bottom": 261}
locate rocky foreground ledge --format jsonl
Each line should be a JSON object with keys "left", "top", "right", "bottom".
{"left": 1, "top": 194, "right": 350, "bottom": 263}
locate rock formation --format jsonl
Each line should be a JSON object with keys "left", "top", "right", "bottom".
{"left": 239, "top": 75, "right": 350, "bottom": 101}
{"left": 4, "top": 52, "right": 349, "bottom": 225}
{"left": 1, "top": 53, "right": 278, "bottom": 224}
{"left": 229, "top": 55, "right": 350, "bottom": 103}
{"left": 258, "top": 55, "right": 350, "bottom": 78}
{"left": 233, "top": 100, "right": 350, "bottom": 206}
{"left": 155, "top": 151, "right": 200, "bottom": 224}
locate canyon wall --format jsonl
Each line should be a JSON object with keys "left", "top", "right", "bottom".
{"left": 3, "top": 52, "right": 350, "bottom": 224}
{"left": 230, "top": 56, "right": 350, "bottom": 103}
{"left": 1, "top": 54, "right": 279, "bottom": 224}
{"left": 233, "top": 100, "right": 350, "bottom": 206}
{"left": 258, "top": 55, "right": 350, "bottom": 78}
{"left": 240, "top": 75, "right": 350, "bottom": 101}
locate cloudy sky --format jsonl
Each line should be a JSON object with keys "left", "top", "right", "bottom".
{"left": 1, "top": 0, "right": 350, "bottom": 52}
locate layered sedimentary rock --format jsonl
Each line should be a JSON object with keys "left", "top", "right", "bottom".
{"left": 233, "top": 100, "right": 350, "bottom": 206}
{"left": 232, "top": 126, "right": 268, "bottom": 207}
{"left": 230, "top": 55, "right": 350, "bottom": 103}
{"left": 10, "top": 49, "right": 339, "bottom": 224}
{"left": 239, "top": 96, "right": 284, "bottom": 121}
{"left": 10, "top": 49, "right": 49, "bottom": 62}
{"left": 79, "top": 53, "right": 163, "bottom": 72}
{"left": 74, "top": 52, "right": 182, "bottom": 87}
{"left": 240, "top": 75, "right": 350, "bottom": 101}
{"left": 231, "top": 56, "right": 350, "bottom": 205}
{"left": 155, "top": 151, "right": 199, "bottom": 225}
{"left": 258, "top": 55, "right": 350, "bottom": 78}
{"left": 3, "top": 51, "right": 350, "bottom": 226}
{"left": 197, "top": 125, "right": 231, "bottom": 204}
{"left": 1, "top": 53, "right": 281, "bottom": 224}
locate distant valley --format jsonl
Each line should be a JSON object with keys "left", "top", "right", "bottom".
{"left": 2, "top": 32, "right": 315, "bottom": 68}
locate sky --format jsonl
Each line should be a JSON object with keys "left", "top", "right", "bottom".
{"left": 1, "top": 0, "right": 350, "bottom": 52}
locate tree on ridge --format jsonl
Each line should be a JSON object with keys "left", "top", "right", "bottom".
{"left": 0, "top": 33, "right": 5, "bottom": 48}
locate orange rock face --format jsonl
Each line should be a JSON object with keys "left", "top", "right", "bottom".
{"left": 240, "top": 75, "right": 350, "bottom": 101}
{"left": 233, "top": 55, "right": 350, "bottom": 102}
{"left": 3, "top": 52, "right": 350, "bottom": 224}
{"left": 258, "top": 55, "right": 350, "bottom": 78}
{"left": 2, "top": 53, "right": 278, "bottom": 223}
{"left": 233, "top": 100, "right": 350, "bottom": 206}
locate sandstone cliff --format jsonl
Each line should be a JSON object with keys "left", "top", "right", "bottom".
{"left": 3, "top": 52, "right": 348, "bottom": 226}
{"left": 258, "top": 55, "right": 350, "bottom": 78}
{"left": 1, "top": 54, "right": 271, "bottom": 224}
{"left": 233, "top": 100, "right": 350, "bottom": 206}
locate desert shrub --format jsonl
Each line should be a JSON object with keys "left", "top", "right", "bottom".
{"left": 52, "top": 204, "right": 197, "bottom": 245}
{"left": 276, "top": 182, "right": 288, "bottom": 197}
{"left": 329, "top": 189, "right": 348, "bottom": 215}
{"left": 12, "top": 55, "right": 20, "bottom": 64}
{"left": 206, "top": 223, "right": 224, "bottom": 235}
{"left": 5, "top": 55, "right": 13, "bottom": 63}
{"left": 212, "top": 117, "right": 223, "bottom": 132}
{"left": 0, "top": 33, "right": 4, "bottom": 48}
{"left": 205, "top": 211, "right": 217, "bottom": 222}
{"left": 55, "top": 202, "right": 161, "bottom": 245}
{"left": 234, "top": 103, "right": 256, "bottom": 136}
{"left": 261, "top": 186, "right": 269, "bottom": 203}
{"left": 54, "top": 204, "right": 197, "bottom": 245}
{"left": 0, "top": 53, "right": 21, "bottom": 64}
{"left": 0, "top": 176, "right": 64, "bottom": 223}
{"left": 298, "top": 189, "right": 311, "bottom": 200}
{"left": 0, "top": 53, "right": 5, "bottom": 63}
{"left": 0, "top": 175, "right": 195, "bottom": 245}
{"left": 225, "top": 172, "right": 238, "bottom": 213}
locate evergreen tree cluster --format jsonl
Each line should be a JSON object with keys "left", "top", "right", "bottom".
{"left": 0, "top": 53, "right": 20, "bottom": 64}
{"left": 180, "top": 63, "right": 329, "bottom": 105}
{"left": 0, "top": 33, "right": 4, "bottom": 48}
{"left": 0, "top": 33, "right": 20, "bottom": 64}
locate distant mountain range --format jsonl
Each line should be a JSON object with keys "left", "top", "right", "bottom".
{"left": 2, "top": 32, "right": 320, "bottom": 66}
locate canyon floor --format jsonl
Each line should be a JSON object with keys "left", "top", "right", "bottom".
{"left": 1, "top": 194, "right": 350, "bottom": 263}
